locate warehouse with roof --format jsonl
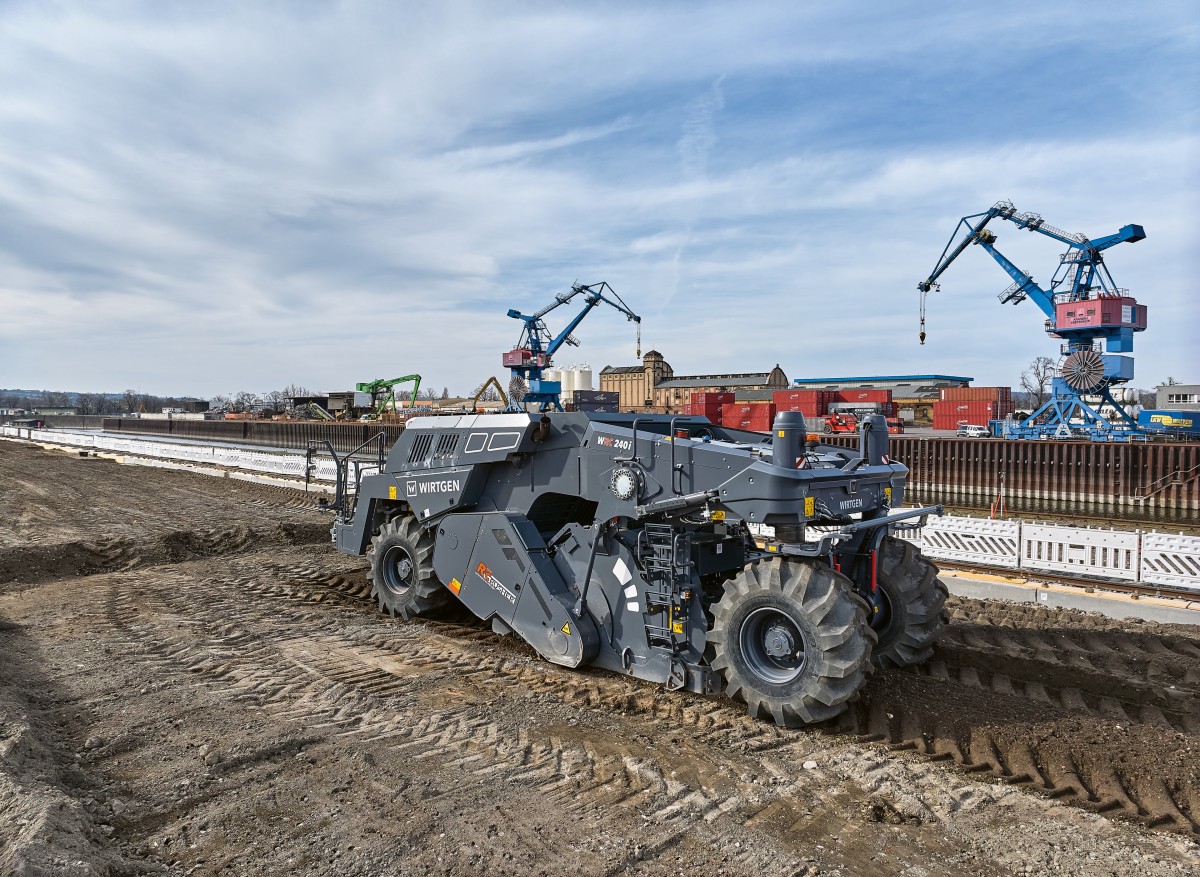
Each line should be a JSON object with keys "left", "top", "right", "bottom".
{"left": 600, "top": 352, "right": 789, "bottom": 413}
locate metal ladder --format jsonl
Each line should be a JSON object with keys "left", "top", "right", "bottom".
{"left": 639, "top": 523, "right": 693, "bottom": 649}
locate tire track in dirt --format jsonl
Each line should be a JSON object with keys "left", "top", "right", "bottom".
{"left": 0, "top": 522, "right": 330, "bottom": 585}
{"left": 96, "top": 567, "right": 817, "bottom": 871}
{"left": 99, "top": 547, "right": 1200, "bottom": 838}
{"left": 0, "top": 441, "right": 328, "bottom": 548}
{"left": 91, "top": 553, "right": 1063, "bottom": 875}
{"left": 277, "top": 560, "right": 1200, "bottom": 834}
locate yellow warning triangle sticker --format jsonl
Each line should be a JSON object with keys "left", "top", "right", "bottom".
{"left": 560, "top": 622, "right": 571, "bottom": 635}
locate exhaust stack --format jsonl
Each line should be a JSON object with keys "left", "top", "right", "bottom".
{"left": 772, "top": 410, "right": 806, "bottom": 470}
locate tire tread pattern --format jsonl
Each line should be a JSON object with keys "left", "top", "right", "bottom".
{"left": 368, "top": 516, "right": 448, "bottom": 619}
{"left": 707, "top": 559, "right": 874, "bottom": 727}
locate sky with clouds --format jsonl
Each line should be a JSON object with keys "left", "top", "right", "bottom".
{"left": 1, "top": 1, "right": 1196, "bottom": 398}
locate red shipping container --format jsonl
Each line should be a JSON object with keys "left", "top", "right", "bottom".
{"left": 939, "top": 386, "right": 1013, "bottom": 402}
{"left": 776, "top": 401, "right": 826, "bottom": 417}
{"left": 834, "top": 389, "right": 891, "bottom": 404}
{"left": 774, "top": 390, "right": 822, "bottom": 404}
{"left": 692, "top": 392, "right": 735, "bottom": 405}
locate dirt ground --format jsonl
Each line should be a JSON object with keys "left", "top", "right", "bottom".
{"left": 1, "top": 439, "right": 1198, "bottom": 877}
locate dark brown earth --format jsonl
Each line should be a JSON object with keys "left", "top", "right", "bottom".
{"left": 2, "top": 438, "right": 1198, "bottom": 876}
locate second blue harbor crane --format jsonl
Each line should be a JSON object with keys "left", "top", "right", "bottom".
{"left": 918, "top": 200, "right": 1148, "bottom": 440}
{"left": 503, "top": 281, "right": 641, "bottom": 411}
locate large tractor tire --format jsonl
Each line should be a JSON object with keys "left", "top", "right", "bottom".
{"left": 868, "top": 536, "right": 948, "bottom": 668}
{"left": 707, "top": 559, "right": 874, "bottom": 727}
{"left": 368, "top": 516, "right": 448, "bottom": 620}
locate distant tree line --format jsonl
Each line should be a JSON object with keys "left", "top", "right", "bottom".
{"left": 0, "top": 389, "right": 194, "bottom": 415}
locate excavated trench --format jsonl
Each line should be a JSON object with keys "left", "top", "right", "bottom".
{"left": 1, "top": 440, "right": 1197, "bottom": 877}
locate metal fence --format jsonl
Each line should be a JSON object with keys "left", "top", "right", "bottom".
{"left": 6, "top": 426, "right": 1198, "bottom": 593}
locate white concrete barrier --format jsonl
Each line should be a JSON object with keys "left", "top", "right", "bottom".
{"left": 1140, "top": 533, "right": 1200, "bottom": 593}
{"left": 901, "top": 516, "right": 1021, "bottom": 569}
{"left": 1020, "top": 523, "right": 1140, "bottom": 582}
{"left": 10, "top": 427, "right": 334, "bottom": 483}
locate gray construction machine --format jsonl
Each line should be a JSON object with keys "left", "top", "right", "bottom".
{"left": 315, "top": 410, "right": 947, "bottom": 726}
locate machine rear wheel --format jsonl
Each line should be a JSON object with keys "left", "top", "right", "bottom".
{"left": 869, "top": 537, "right": 948, "bottom": 668}
{"left": 707, "top": 559, "right": 874, "bottom": 727}
{"left": 368, "top": 516, "right": 448, "bottom": 620}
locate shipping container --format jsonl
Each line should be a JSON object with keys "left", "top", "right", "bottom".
{"left": 773, "top": 389, "right": 831, "bottom": 403}
{"left": 939, "top": 386, "right": 1013, "bottom": 403}
{"left": 833, "top": 389, "right": 891, "bottom": 404}
{"left": 574, "top": 390, "right": 619, "bottom": 403}
{"left": 692, "top": 392, "right": 735, "bottom": 405}
{"left": 574, "top": 402, "right": 619, "bottom": 413}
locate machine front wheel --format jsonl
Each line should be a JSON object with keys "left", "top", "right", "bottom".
{"left": 707, "top": 559, "right": 874, "bottom": 727}
{"left": 368, "top": 516, "right": 448, "bottom": 620}
{"left": 869, "top": 537, "right": 948, "bottom": 668}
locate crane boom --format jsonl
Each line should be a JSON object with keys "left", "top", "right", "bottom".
{"left": 916, "top": 201, "right": 1149, "bottom": 441}
{"left": 504, "top": 282, "right": 641, "bottom": 412}
{"left": 356, "top": 374, "right": 422, "bottom": 417}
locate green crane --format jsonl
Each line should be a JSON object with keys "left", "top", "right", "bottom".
{"left": 356, "top": 374, "right": 422, "bottom": 419}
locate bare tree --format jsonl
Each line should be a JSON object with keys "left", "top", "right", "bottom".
{"left": 262, "top": 389, "right": 290, "bottom": 413}
{"left": 1019, "top": 356, "right": 1055, "bottom": 411}
{"left": 232, "top": 391, "right": 260, "bottom": 414}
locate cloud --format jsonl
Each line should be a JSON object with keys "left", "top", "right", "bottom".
{"left": 0, "top": 1, "right": 1196, "bottom": 396}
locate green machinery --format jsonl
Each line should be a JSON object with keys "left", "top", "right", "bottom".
{"left": 356, "top": 375, "right": 422, "bottom": 419}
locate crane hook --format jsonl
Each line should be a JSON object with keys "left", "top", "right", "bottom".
{"left": 917, "top": 281, "right": 937, "bottom": 345}
{"left": 636, "top": 323, "right": 641, "bottom": 359}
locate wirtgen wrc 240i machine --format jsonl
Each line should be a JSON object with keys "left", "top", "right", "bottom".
{"left": 318, "top": 410, "right": 948, "bottom": 726}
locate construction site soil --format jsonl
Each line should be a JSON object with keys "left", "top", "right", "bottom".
{"left": 1, "top": 439, "right": 1197, "bottom": 877}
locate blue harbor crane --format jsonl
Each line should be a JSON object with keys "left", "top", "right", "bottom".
{"left": 503, "top": 282, "right": 641, "bottom": 411}
{"left": 918, "top": 201, "right": 1148, "bottom": 441}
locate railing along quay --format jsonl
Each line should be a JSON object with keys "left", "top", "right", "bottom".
{"left": 100, "top": 416, "right": 406, "bottom": 455}
{"left": 822, "top": 434, "right": 1200, "bottom": 517}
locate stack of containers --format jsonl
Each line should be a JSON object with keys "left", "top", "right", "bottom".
{"left": 683, "top": 391, "right": 734, "bottom": 420}
{"left": 932, "top": 387, "right": 1015, "bottom": 430}
{"left": 573, "top": 390, "right": 620, "bottom": 413}
{"left": 720, "top": 401, "right": 776, "bottom": 431}
{"left": 773, "top": 389, "right": 833, "bottom": 418}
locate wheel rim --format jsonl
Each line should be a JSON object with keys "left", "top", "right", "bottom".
{"left": 868, "top": 584, "right": 894, "bottom": 635}
{"left": 381, "top": 545, "right": 415, "bottom": 596}
{"left": 738, "top": 607, "right": 806, "bottom": 684}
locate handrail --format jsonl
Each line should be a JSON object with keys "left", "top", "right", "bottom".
{"left": 1134, "top": 463, "right": 1200, "bottom": 501}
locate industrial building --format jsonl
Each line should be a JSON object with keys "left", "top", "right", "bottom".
{"left": 1157, "top": 384, "right": 1200, "bottom": 411}
{"left": 600, "top": 351, "right": 788, "bottom": 413}
{"left": 788, "top": 375, "right": 972, "bottom": 424}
